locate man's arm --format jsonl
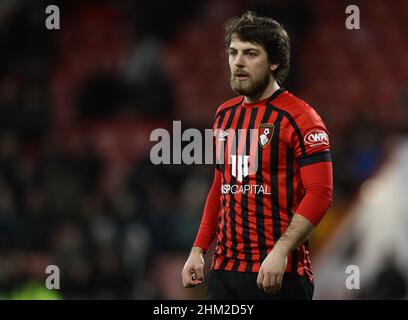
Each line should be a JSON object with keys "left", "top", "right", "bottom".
{"left": 257, "top": 161, "right": 333, "bottom": 294}
{"left": 273, "top": 213, "right": 315, "bottom": 256}
{"left": 182, "top": 169, "right": 221, "bottom": 288}
{"left": 192, "top": 169, "right": 222, "bottom": 252}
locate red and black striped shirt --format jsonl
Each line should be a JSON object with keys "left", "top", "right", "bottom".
{"left": 195, "top": 88, "right": 332, "bottom": 281}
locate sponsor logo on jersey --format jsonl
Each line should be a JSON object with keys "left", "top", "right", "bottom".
{"left": 230, "top": 154, "right": 250, "bottom": 182}
{"left": 304, "top": 130, "right": 329, "bottom": 147}
{"left": 216, "top": 129, "right": 229, "bottom": 141}
{"left": 221, "top": 184, "right": 271, "bottom": 195}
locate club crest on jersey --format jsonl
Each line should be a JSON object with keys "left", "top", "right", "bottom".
{"left": 258, "top": 124, "right": 274, "bottom": 148}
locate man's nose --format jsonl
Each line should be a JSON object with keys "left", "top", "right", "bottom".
{"left": 234, "top": 53, "right": 245, "bottom": 67}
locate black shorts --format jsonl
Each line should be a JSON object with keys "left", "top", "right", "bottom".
{"left": 207, "top": 270, "right": 314, "bottom": 300}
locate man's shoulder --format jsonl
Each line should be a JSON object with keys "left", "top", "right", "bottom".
{"left": 214, "top": 96, "right": 243, "bottom": 118}
{"left": 273, "top": 90, "right": 323, "bottom": 122}
{"left": 273, "top": 90, "right": 313, "bottom": 114}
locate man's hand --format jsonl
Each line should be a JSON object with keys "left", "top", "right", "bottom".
{"left": 257, "top": 247, "right": 288, "bottom": 294}
{"left": 257, "top": 214, "right": 315, "bottom": 294}
{"left": 181, "top": 247, "right": 205, "bottom": 288}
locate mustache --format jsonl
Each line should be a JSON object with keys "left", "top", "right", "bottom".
{"left": 233, "top": 70, "right": 250, "bottom": 76}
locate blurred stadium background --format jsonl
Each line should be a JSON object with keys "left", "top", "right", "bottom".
{"left": 0, "top": 0, "right": 407, "bottom": 299}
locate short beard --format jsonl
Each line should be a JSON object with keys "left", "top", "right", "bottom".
{"left": 230, "top": 70, "right": 271, "bottom": 97}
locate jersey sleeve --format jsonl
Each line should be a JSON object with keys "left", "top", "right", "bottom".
{"left": 294, "top": 161, "right": 333, "bottom": 225}
{"left": 287, "top": 105, "right": 332, "bottom": 167}
{"left": 192, "top": 168, "right": 221, "bottom": 252}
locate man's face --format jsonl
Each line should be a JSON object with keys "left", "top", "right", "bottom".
{"left": 228, "top": 36, "right": 277, "bottom": 97}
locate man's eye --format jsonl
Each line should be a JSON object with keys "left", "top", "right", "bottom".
{"left": 247, "top": 52, "right": 256, "bottom": 57}
{"left": 229, "top": 51, "right": 237, "bottom": 56}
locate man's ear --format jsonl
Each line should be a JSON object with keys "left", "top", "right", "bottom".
{"left": 270, "top": 63, "right": 279, "bottom": 71}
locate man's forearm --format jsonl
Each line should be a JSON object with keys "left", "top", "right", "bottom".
{"left": 273, "top": 214, "right": 315, "bottom": 256}
{"left": 271, "top": 162, "right": 332, "bottom": 257}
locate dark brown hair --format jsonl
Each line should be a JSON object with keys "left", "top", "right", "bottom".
{"left": 224, "top": 11, "right": 290, "bottom": 84}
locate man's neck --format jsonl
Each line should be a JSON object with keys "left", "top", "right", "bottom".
{"left": 244, "top": 80, "right": 280, "bottom": 104}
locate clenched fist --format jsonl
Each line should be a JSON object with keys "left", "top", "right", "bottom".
{"left": 181, "top": 247, "right": 205, "bottom": 288}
